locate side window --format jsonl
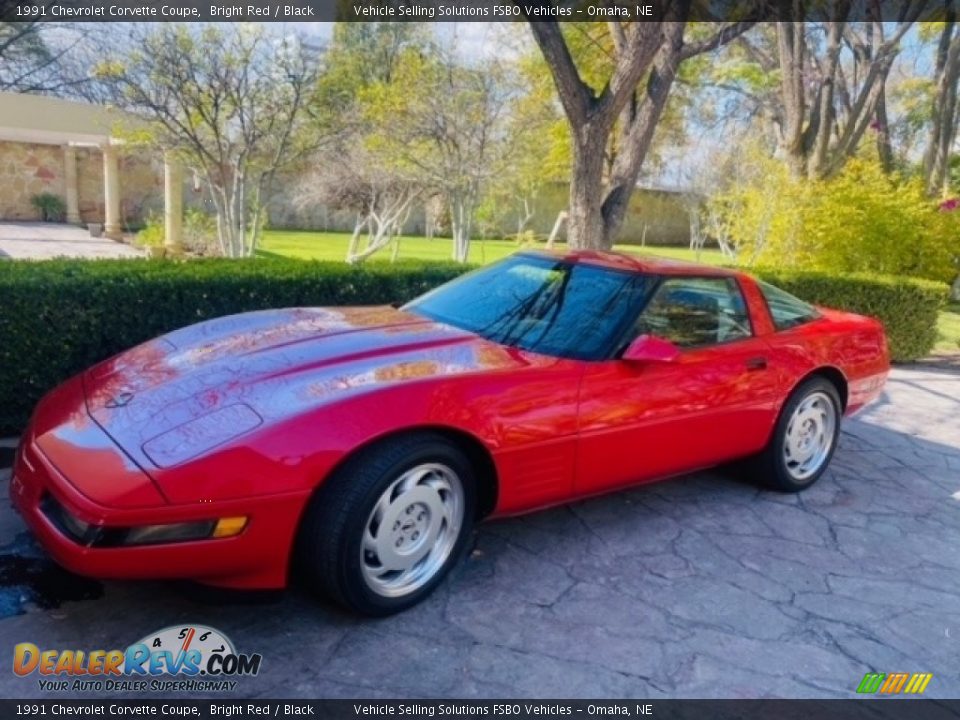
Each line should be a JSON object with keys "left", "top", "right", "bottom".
{"left": 635, "top": 277, "right": 752, "bottom": 348}
{"left": 757, "top": 281, "right": 821, "bottom": 331}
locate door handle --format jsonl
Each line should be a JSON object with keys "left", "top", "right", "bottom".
{"left": 746, "top": 356, "right": 768, "bottom": 371}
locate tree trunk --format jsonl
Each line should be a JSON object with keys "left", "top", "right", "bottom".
{"left": 875, "top": 85, "right": 894, "bottom": 172}
{"left": 776, "top": 22, "right": 808, "bottom": 178}
{"left": 566, "top": 132, "right": 609, "bottom": 249}
{"left": 546, "top": 211, "right": 567, "bottom": 249}
{"left": 925, "top": 17, "right": 960, "bottom": 196}
{"left": 448, "top": 191, "right": 475, "bottom": 263}
{"left": 346, "top": 214, "right": 366, "bottom": 260}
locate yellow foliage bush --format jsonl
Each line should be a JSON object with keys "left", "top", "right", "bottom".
{"left": 714, "top": 154, "right": 959, "bottom": 284}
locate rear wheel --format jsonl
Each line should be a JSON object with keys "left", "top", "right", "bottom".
{"left": 296, "top": 433, "right": 475, "bottom": 616}
{"left": 752, "top": 377, "right": 842, "bottom": 492}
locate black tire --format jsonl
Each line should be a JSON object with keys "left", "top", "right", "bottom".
{"left": 295, "top": 432, "right": 476, "bottom": 616}
{"left": 751, "top": 376, "right": 842, "bottom": 493}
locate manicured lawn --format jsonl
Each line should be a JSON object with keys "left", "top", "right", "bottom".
{"left": 934, "top": 302, "right": 960, "bottom": 355}
{"left": 258, "top": 229, "right": 728, "bottom": 266}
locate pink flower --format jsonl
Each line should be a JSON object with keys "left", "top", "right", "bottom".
{"left": 938, "top": 198, "right": 959, "bottom": 212}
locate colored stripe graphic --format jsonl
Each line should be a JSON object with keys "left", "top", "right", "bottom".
{"left": 904, "top": 674, "right": 933, "bottom": 694}
{"left": 880, "top": 672, "right": 909, "bottom": 693}
{"left": 857, "top": 673, "right": 885, "bottom": 694}
{"left": 858, "top": 672, "right": 932, "bottom": 694}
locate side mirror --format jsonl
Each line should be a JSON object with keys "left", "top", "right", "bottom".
{"left": 622, "top": 334, "right": 681, "bottom": 363}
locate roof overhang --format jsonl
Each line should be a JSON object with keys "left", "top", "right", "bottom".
{"left": 0, "top": 91, "right": 136, "bottom": 146}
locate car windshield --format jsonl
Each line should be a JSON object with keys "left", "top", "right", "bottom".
{"left": 405, "top": 254, "right": 655, "bottom": 360}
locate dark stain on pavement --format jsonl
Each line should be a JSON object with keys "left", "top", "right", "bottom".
{"left": 0, "top": 533, "right": 102, "bottom": 618}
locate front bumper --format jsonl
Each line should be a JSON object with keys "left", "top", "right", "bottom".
{"left": 12, "top": 417, "right": 309, "bottom": 590}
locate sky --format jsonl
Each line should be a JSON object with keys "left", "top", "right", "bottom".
{"left": 295, "top": 21, "right": 515, "bottom": 59}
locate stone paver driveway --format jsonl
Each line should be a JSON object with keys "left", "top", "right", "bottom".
{"left": 0, "top": 365, "right": 957, "bottom": 699}
{"left": 0, "top": 221, "right": 142, "bottom": 259}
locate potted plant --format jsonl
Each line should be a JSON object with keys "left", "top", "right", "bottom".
{"left": 30, "top": 193, "right": 66, "bottom": 222}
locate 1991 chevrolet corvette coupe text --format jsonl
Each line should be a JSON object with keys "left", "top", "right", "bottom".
{"left": 12, "top": 251, "right": 889, "bottom": 615}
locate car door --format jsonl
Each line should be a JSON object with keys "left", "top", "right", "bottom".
{"left": 575, "top": 275, "right": 781, "bottom": 495}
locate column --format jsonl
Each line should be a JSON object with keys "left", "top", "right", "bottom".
{"left": 102, "top": 144, "right": 121, "bottom": 240}
{"left": 164, "top": 151, "right": 184, "bottom": 254}
{"left": 63, "top": 146, "right": 81, "bottom": 224}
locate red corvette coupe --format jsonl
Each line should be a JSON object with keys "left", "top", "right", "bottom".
{"left": 12, "top": 251, "right": 888, "bottom": 615}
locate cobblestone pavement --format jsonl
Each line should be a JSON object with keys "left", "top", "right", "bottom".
{"left": 0, "top": 222, "right": 142, "bottom": 260}
{"left": 0, "top": 365, "right": 957, "bottom": 699}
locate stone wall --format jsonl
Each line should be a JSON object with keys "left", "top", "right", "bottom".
{"left": 0, "top": 140, "right": 162, "bottom": 226}
{"left": 267, "top": 180, "right": 694, "bottom": 246}
{"left": 0, "top": 142, "right": 65, "bottom": 220}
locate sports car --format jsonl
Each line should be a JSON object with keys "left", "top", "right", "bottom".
{"left": 11, "top": 250, "right": 889, "bottom": 615}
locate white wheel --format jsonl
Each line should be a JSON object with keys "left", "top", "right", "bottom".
{"left": 751, "top": 376, "right": 842, "bottom": 492}
{"left": 360, "top": 462, "right": 464, "bottom": 598}
{"left": 296, "top": 433, "right": 476, "bottom": 616}
{"left": 782, "top": 391, "right": 837, "bottom": 481}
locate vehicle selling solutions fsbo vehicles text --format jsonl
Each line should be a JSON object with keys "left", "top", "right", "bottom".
{"left": 351, "top": 4, "right": 654, "bottom": 18}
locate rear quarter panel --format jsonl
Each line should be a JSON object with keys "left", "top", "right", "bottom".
{"left": 761, "top": 311, "right": 889, "bottom": 418}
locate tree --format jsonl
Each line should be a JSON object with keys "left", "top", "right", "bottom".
{"left": 300, "top": 22, "right": 431, "bottom": 262}
{"left": 480, "top": 48, "right": 565, "bottom": 241}
{"left": 773, "top": 9, "right": 925, "bottom": 179}
{"left": 299, "top": 143, "right": 423, "bottom": 263}
{"left": 0, "top": 20, "right": 92, "bottom": 95}
{"left": 524, "top": 12, "right": 754, "bottom": 249}
{"left": 363, "top": 47, "right": 513, "bottom": 262}
{"left": 0, "top": 22, "right": 48, "bottom": 90}
{"left": 923, "top": 11, "right": 960, "bottom": 195}
{"left": 95, "top": 24, "right": 320, "bottom": 258}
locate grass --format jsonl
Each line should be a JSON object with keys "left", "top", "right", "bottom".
{"left": 258, "top": 229, "right": 728, "bottom": 266}
{"left": 934, "top": 302, "right": 960, "bottom": 355}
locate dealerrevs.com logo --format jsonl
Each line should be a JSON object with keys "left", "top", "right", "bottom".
{"left": 13, "top": 625, "right": 262, "bottom": 693}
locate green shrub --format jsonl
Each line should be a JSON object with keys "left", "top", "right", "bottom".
{"left": 30, "top": 193, "right": 66, "bottom": 223}
{"left": 0, "top": 257, "right": 946, "bottom": 434}
{"left": 183, "top": 208, "right": 219, "bottom": 256}
{"left": 135, "top": 214, "right": 165, "bottom": 247}
{"left": 753, "top": 268, "right": 948, "bottom": 363}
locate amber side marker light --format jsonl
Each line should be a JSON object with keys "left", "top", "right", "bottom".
{"left": 213, "top": 516, "right": 248, "bottom": 538}
{"left": 40, "top": 496, "right": 249, "bottom": 546}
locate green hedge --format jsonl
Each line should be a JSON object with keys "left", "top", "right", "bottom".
{"left": 752, "top": 268, "right": 948, "bottom": 364}
{"left": 0, "top": 258, "right": 948, "bottom": 434}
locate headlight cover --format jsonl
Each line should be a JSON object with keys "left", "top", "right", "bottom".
{"left": 141, "top": 403, "right": 263, "bottom": 468}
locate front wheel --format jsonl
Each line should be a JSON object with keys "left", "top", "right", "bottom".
{"left": 296, "top": 433, "right": 476, "bottom": 616}
{"left": 753, "top": 377, "right": 842, "bottom": 492}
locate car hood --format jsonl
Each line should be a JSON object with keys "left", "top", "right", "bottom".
{"left": 83, "top": 306, "right": 536, "bottom": 467}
